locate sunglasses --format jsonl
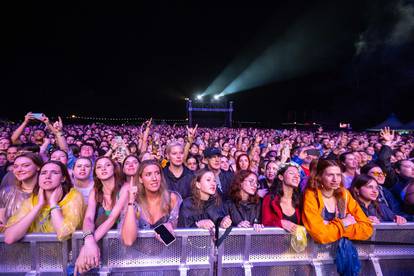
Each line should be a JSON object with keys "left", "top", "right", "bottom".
{"left": 371, "top": 171, "right": 386, "bottom": 177}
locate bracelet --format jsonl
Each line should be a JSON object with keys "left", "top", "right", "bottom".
{"left": 50, "top": 205, "right": 61, "bottom": 212}
{"left": 82, "top": 230, "right": 94, "bottom": 240}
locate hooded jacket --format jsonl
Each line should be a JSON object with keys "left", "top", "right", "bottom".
{"left": 302, "top": 188, "right": 373, "bottom": 244}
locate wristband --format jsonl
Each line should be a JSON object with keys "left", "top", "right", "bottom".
{"left": 50, "top": 205, "right": 61, "bottom": 212}
{"left": 82, "top": 230, "right": 94, "bottom": 240}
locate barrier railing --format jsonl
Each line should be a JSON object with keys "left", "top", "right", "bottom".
{"left": 0, "top": 233, "right": 68, "bottom": 276}
{"left": 1, "top": 223, "right": 414, "bottom": 276}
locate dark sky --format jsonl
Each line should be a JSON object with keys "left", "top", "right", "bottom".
{"left": 1, "top": 1, "right": 414, "bottom": 129}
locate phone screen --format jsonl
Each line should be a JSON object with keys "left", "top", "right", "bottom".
{"left": 154, "top": 224, "right": 176, "bottom": 246}
{"left": 32, "top": 113, "right": 43, "bottom": 120}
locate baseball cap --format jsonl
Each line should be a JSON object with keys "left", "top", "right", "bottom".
{"left": 203, "top": 147, "right": 221, "bottom": 158}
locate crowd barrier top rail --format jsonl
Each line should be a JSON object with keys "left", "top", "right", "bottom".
{"left": 1, "top": 223, "right": 414, "bottom": 276}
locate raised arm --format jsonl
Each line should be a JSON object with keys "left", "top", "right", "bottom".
{"left": 121, "top": 179, "right": 139, "bottom": 246}
{"left": 249, "top": 135, "right": 261, "bottom": 162}
{"left": 184, "top": 124, "right": 197, "bottom": 161}
{"left": 11, "top": 112, "right": 34, "bottom": 145}
{"left": 139, "top": 119, "right": 152, "bottom": 153}
{"left": 39, "top": 138, "right": 51, "bottom": 162}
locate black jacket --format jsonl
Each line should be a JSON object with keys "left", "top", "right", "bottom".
{"left": 217, "top": 169, "right": 234, "bottom": 201}
{"left": 163, "top": 165, "right": 194, "bottom": 199}
{"left": 178, "top": 196, "right": 225, "bottom": 228}
{"left": 224, "top": 199, "right": 262, "bottom": 226}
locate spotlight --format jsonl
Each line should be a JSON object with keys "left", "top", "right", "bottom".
{"left": 196, "top": 95, "right": 203, "bottom": 100}
{"left": 213, "top": 94, "right": 222, "bottom": 100}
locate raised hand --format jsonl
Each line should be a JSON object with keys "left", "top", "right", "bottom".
{"left": 186, "top": 124, "right": 198, "bottom": 140}
{"left": 24, "top": 112, "right": 35, "bottom": 124}
{"left": 380, "top": 127, "right": 394, "bottom": 143}
{"left": 40, "top": 114, "right": 50, "bottom": 125}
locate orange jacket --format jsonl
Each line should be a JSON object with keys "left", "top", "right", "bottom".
{"left": 302, "top": 188, "right": 373, "bottom": 244}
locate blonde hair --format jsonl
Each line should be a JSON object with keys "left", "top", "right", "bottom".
{"left": 136, "top": 160, "right": 171, "bottom": 220}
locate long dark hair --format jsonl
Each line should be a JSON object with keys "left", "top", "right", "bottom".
{"left": 122, "top": 154, "right": 140, "bottom": 182}
{"left": 269, "top": 165, "right": 301, "bottom": 208}
{"left": 229, "top": 170, "right": 259, "bottom": 205}
{"left": 93, "top": 156, "right": 123, "bottom": 209}
{"left": 350, "top": 174, "right": 382, "bottom": 217}
{"left": 191, "top": 168, "right": 220, "bottom": 209}
{"left": 35, "top": 160, "right": 72, "bottom": 198}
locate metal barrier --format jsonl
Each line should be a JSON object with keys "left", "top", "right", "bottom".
{"left": 1, "top": 223, "right": 414, "bottom": 275}
{"left": 71, "top": 229, "right": 215, "bottom": 276}
{"left": 0, "top": 233, "right": 68, "bottom": 276}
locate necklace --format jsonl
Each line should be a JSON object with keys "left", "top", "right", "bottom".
{"left": 321, "top": 191, "right": 334, "bottom": 198}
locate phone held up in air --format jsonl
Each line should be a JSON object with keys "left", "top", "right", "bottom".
{"left": 154, "top": 224, "right": 176, "bottom": 246}
{"left": 32, "top": 113, "right": 43, "bottom": 120}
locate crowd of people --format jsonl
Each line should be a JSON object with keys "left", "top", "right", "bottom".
{"left": 1, "top": 112, "right": 414, "bottom": 273}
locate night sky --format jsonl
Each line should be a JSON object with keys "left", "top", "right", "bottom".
{"left": 1, "top": 1, "right": 414, "bottom": 129}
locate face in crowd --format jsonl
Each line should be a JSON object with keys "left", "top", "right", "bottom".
{"left": 123, "top": 156, "right": 139, "bottom": 177}
{"left": 139, "top": 164, "right": 161, "bottom": 193}
{"left": 13, "top": 156, "right": 40, "bottom": 183}
{"left": 50, "top": 150, "right": 68, "bottom": 165}
{"left": 38, "top": 163, "right": 66, "bottom": 192}
{"left": 186, "top": 157, "right": 198, "bottom": 171}
{"left": 95, "top": 157, "right": 115, "bottom": 181}
{"left": 73, "top": 158, "right": 92, "bottom": 181}
{"left": 196, "top": 171, "right": 216, "bottom": 198}
{"left": 167, "top": 145, "right": 184, "bottom": 167}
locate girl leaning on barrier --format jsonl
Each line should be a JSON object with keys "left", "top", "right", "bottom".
{"left": 360, "top": 162, "right": 413, "bottom": 221}
{"left": 178, "top": 168, "right": 232, "bottom": 230}
{"left": 302, "top": 159, "right": 373, "bottom": 244}
{"left": 350, "top": 174, "right": 407, "bottom": 224}
{"left": 4, "top": 160, "right": 84, "bottom": 244}
{"left": 0, "top": 152, "right": 43, "bottom": 229}
{"left": 224, "top": 170, "right": 263, "bottom": 231}
{"left": 121, "top": 159, "right": 182, "bottom": 246}
{"left": 74, "top": 156, "right": 128, "bottom": 274}
{"left": 261, "top": 163, "right": 302, "bottom": 232}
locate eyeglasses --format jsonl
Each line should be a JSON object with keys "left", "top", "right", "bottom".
{"left": 371, "top": 171, "right": 386, "bottom": 177}
{"left": 244, "top": 178, "right": 258, "bottom": 187}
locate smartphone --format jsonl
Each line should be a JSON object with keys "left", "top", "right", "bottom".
{"left": 32, "top": 113, "right": 43, "bottom": 120}
{"left": 154, "top": 224, "right": 176, "bottom": 246}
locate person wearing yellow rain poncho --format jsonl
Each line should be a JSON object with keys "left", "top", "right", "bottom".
{"left": 4, "top": 161, "right": 84, "bottom": 244}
